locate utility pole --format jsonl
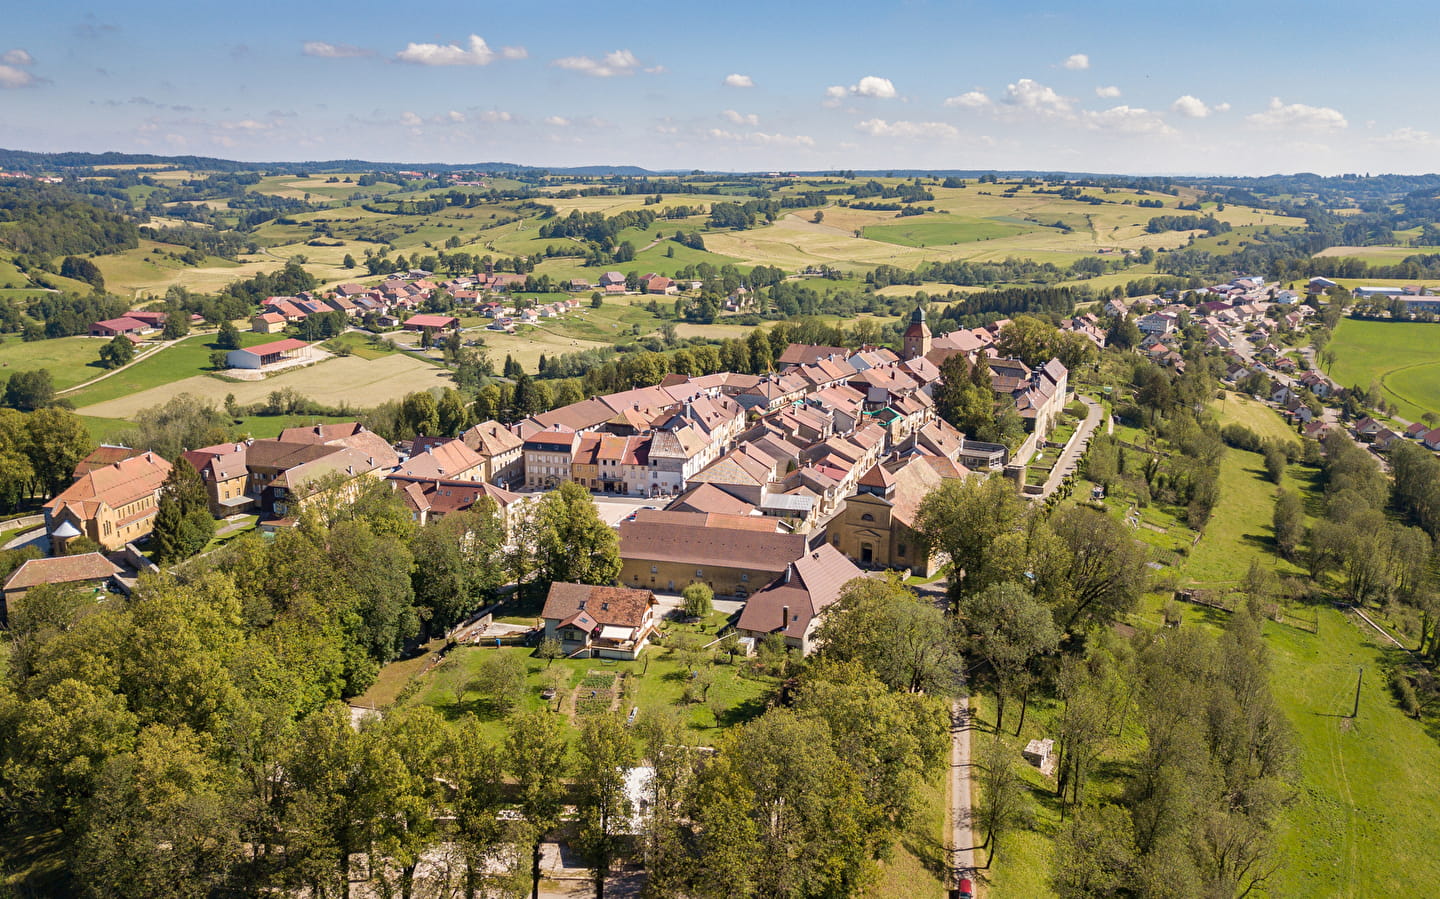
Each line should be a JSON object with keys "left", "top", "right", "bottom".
{"left": 1351, "top": 666, "right": 1364, "bottom": 719}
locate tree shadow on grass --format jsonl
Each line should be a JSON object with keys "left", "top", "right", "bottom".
{"left": 717, "top": 694, "right": 770, "bottom": 728}
{"left": 437, "top": 693, "right": 512, "bottom": 723}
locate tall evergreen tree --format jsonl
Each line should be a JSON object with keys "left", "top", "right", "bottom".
{"left": 152, "top": 457, "right": 215, "bottom": 564}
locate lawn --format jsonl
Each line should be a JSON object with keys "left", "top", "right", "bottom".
{"left": 862, "top": 215, "right": 1039, "bottom": 248}
{"left": 0, "top": 336, "right": 120, "bottom": 391}
{"left": 1325, "top": 317, "right": 1440, "bottom": 421}
{"left": 321, "top": 331, "right": 397, "bottom": 360}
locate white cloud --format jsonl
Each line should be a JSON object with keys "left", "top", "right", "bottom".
{"left": 399, "top": 111, "right": 423, "bottom": 127}
{"left": 825, "top": 76, "right": 897, "bottom": 104}
{"left": 1063, "top": 53, "right": 1090, "bottom": 70}
{"left": 1246, "top": 97, "right": 1346, "bottom": 131}
{"left": 855, "top": 118, "right": 959, "bottom": 139}
{"left": 944, "top": 90, "right": 992, "bottom": 109}
{"left": 723, "top": 109, "right": 759, "bottom": 126}
{"left": 723, "top": 73, "right": 754, "bottom": 88}
{"left": 0, "top": 48, "right": 36, "bottom": 88}
{"left": 552, "top": 49, "right": 648, "bottom": 78}
{"left": 500, "top": 46, "right": 528, "bottom": 60}
{"left": 1082, "top": 105, "right": 1175, "bottom": 136}
{"left": 1002, "top": 78, "right": 1072, "bottom": 117}
{"left": 854, "top": 75, "right": 897, "bottom": 98}
{"left": 1170, "top": 94, "right": 1229, "bottom": 118}
{"left": 395, "top": 34, "right": 513, "bottom": 66}
{"left": 1374, "top": 127, "right": 1439, "bottom": 148}
{"left": 217, "top": 118, "right": 272, "bottom": 132}
{"left": 446, "top": 110, "right": 466, "bottom": 123}
{"left": 1095, "top": 85, "right": 1121, "bottom": 98}
{"left": 475, "top": 109, "right": 512, "bottom": 123}
{"left": 544, "top": 115, "right": 570, "bottom": 127}
{"left": 707, "top": 128, "right": 815, "bottom": 147}
{"left": 302, "top": 41, "right": 373, "bottom": 58}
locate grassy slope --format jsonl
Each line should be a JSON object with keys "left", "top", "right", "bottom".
{"left": 862, "top": 215, "right": 1038, "bottom": 248}
{"left": 1326, "top": 317, "right": 1440, "bottom": 420}
{"left": 985, "top": 398, "right": 1440, "bottom": 897}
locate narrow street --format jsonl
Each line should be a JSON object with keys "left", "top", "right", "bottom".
{"left": 949, "top": 699, "right": 977, "bottom": 890}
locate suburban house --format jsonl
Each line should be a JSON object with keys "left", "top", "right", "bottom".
{"left": 44, "top": 452, "right": 172, "bottom": 552}
{"left": 226, "top": 338, "right": 313, "bottom": 370}
{"left": 641, "top": 274, "right": 677, "bottom": 295}
{"left": 619, "top": 510, "right": 803, "bottom": 597}
{"left": 2, "top": 553, "right": 122, "bottom": 622}
{"left": 735, "top": 543, "right": 863, "bottom": 655}
{"left": 541, "top": 582, "right": 658, "bottom": 660}
{"left": 599, "top": 271, "right": 628, "bottom": 294}
{"left": 459, "top": 420, "right": 525, "bottom": 486}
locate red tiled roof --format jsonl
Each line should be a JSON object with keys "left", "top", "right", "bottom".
{"left": 4, "top": 553, "right": 121, "bottom": 593}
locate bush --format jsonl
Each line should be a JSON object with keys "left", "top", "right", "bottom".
{"left": 1392, "top": 669, "right": 1422, "bottom": 718}
{"left": 1220, "top": 423, "right": 1263, "bottom": 453}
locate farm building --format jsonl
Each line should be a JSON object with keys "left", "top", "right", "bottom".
{"left": 90, "top": 317, "right": 152, "bottom": 338}
{"left": 226, "top": 338, "right": 313, "bottom": 370}
{"left": 402, "top": 314, "right": 458, "bottom": 332}
{"left": 251, "top": 312, "right": 287, "bottom": 333}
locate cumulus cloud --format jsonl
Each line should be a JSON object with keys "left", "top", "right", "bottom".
{"left": 1374, "top": 127, "right": 1439, "bottom": 148}
{"left": 552, "top": 49, "right": 649, "bottom": 77}
{"left": 944, "top": 90, "right": 992, "bottom": 109}
{"left": 707, "top": 128, "right": 815, "bottom": 147}
{"left": 1002, "top": 78, "right": 1072, "bottom": 117}
{"left": 544, "top": 115, "right": 570, "bottom": 126}
{"left": 1245, "top": 97, "right": 1346, "bottom": 130}
{"left": 500, "top": 46, "right": 528, "bottom": 60}
{"left": 399, "top": 111, "right": 423, "bottom": 127}
{"left": 1170, "top": 94, "right": 1229, "bottom": 118}
{"left": 723, "top": 109, "right": 759, "bottom": 126}
{"left": 1063, "top": 53, "right": 1090, "bottom": 70}
{"left": 825, "top": 76, "right": 898, "bottom": 104}
{"left": 723, "top": 73, "right": 754, "bottom": 88}
{"left": 217, "top": 119, "right": 273, "bottom": 132}
{"left": 475, "top": 109, "right": 512, "bottom": 123}
{"left": 303, "top": 41, "right": 374, "bottom": 58}
{"left": 856, "top": 118, "right": 959, "bottom": 139}
{"left": 1095, "top": 85, "right": 1121, "bottom": 98}
{"left": 395, "top": 34, "right": 515, "bottom": 66}
{"left": 1082, "top": 105, "right": 1175, "bottom": 136}
{"left": 0, "top": 48, "right": 36, "bottom": 88}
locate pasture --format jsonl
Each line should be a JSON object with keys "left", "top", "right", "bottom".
{"left": 1313, "top": 244, "right": 1440, "bottom": 264}
{"left": 1211, "top": 390, "right": 1304, "bottom": 446}
{"left": 63, "top": 331, "right": 271, "bottom": 407}
{"left": 1325, "top": 317, "right": 1440, "bottom": 420}
{"left": 76, "top": 351, "right": 452, "bottom": 419}
{"left": 0, "top": 336, "right": 120, "bottom": 391}
{"left": 862, "top": 215, "right": 1039, "bottom": 247}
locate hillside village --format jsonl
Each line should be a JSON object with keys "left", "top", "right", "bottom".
{"left": 5, "top": 305, "right": 1072, "bottom": 634}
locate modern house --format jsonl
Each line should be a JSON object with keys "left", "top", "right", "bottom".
{"left": 541, "top": 582, "right": 658, "bottom": 660}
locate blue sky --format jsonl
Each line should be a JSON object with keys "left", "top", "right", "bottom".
{"left": 1, "top": 0, "right": 1435, "bottom": 174}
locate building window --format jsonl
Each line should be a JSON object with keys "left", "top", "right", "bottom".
{"left": 741, "top": 573, "right": 749, "bottom": 582}
{"left": 898, "top": 543, "right": 907, "bottom": 557}
{"left": 861, "top": 513, "right": 875, "bottom": 522}
{"left": 650, "top": 565, "right": 658, "bottom": 574}
{"left": 695, "top": 569, "right": 704, "bottom": 578}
